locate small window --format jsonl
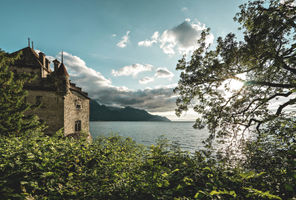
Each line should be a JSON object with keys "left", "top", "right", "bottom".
{"left": 75, "top": 120, "right": 81, "bottom": 132}
{"left": 75, "top": 100, "right": 82, "bottom": 110}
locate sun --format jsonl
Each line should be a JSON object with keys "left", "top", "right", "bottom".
{"left": 229, "top": 79, "right": 244, "bottom": 91}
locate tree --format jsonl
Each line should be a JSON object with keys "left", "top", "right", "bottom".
{"left": 174, "top": 0, "right": 296, "bottom": 143}
{"left": 0, "top": 49, "right": 44, "bottom": 136}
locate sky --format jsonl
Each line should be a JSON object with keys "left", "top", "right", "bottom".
{"left": 0, "top": 0, "right": 247, "bottom": 120}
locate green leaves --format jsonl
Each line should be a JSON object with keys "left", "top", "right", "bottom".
{"left": 243, "top": 187, "right": 282, "bottom": 200}
{"left": 0, "top": 49, "right": 45, "bottom": 136}
{"left": 0, "top": 134, "right": 295, "bottom": 199}
{"left": 175, "top": 0, "right": 296, "bottom": 145}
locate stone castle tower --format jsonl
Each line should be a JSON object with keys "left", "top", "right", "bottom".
{"left": 10, "top": 43, "right": 90, "bottom": 138}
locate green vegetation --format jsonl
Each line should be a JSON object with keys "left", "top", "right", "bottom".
{"left": 175, "top": 0, "right": 296, "bottom": 142}
{"left": 0, "top": 134, "right": 295, "bottom": 199}
{"left": 0, "top": 0, "right": 295, "bottom": 199}
{"left": 0, "top": 49, "right": 44, "bottom": 136}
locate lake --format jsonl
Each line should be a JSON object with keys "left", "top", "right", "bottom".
{"left": 90, "top": 121, "right": 209, "bottom": 152}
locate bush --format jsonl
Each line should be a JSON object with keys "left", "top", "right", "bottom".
{"left": 1, "top": 133, "right": 294, "bottom": 199}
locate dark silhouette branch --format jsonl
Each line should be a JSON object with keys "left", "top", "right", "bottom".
{"left": 247, "top": 81, "right": 296, "bottom": 88}
{"left": 280, "top": 62, "right": 296, "bottom": 75}
{"left": 236, "top": 91, "right": 293, "bottom": 115}
{"left": 275, "top": 98, "right": 296, "bottom": 116}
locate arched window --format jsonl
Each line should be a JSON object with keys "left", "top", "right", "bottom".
{"left": 75, "top": 120, "right": 81, "bottom": 132}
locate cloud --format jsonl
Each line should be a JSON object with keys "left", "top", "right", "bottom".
{"left": 117, "top": 31, "right": 130, "bottom": 48}
{"left": 61, "top": 52, "right": 113, "bottom": 88}
{"left": 138, "top": 32, "right": 159, "bottom": 47}
{"left": 155, "top": 68, "right": 174, "bottom": 79}
{"left": 139, "top": 76, "right": 154, "bottom": 84}
{"left": 111, "top": 63, "right": 153, "bottom": 77}
{"left": 139, "top": 19, "right": 214, "bottom": 55}
{"left": 112, "top": 34, "right": 117, "bottom": 37}
{"left": 59, "top": 52, "right": 176, "bottom": 112}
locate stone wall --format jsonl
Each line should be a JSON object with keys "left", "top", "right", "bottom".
{"left": 63, "top": 90, "right": 90, "bottom": 136}
{"left": 10, "top": 47, "right": 90, "bottom": 138}
{"left": 26, "top": 90, "right": 64, "bottom": 135}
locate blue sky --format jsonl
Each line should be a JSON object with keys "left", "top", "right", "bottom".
{"left": 0, "top": 0, "right": 247, "bottom": 120}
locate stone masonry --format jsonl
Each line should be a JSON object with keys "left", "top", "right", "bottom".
{"left": 10, "top": 44, "right": 90, "bottom": 138}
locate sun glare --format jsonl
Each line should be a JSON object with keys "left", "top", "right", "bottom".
{"left": 229, "top": 79, "right": 244, "bottom": 91}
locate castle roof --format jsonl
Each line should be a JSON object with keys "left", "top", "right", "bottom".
{"left": 11, "top": 47, "right": 51, "bottom": 73}
{"left": 56, "top": 63, "right": 69, "bottom": 77}
{"left": 12, "top": 46, "right": 89, "bottom": 99}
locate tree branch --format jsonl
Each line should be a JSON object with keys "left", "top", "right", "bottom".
{"left": 246, "top": 81, "right": 296, "bottom": 88}
{"left": 275, "top": 98, "right": 296, "bottom": 116}
{"left": 280, "top": 62, "right": 296, "bottom": 75}
{"left": 238, "top": 91, "right": 293, "bottom": 115}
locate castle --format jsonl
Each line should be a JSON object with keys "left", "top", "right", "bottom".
{"left": 10, "top": 42, "right": 90, "bottom": 138}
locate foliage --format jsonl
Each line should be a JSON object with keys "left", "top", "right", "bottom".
{"left": 1, "top": 134, "right": 294, "bottom": 199}
{"left": 0, "top": 49, "right": 45, "bottom": 136}
{"left": 172, "top": 0, "right": 296, "bottom": 199}
{"left": 0, "top": 1, "right": 295, "bottom": 199}
{"left": 174, "top": 0, "right": 296, "bottom": 141}
{"left": 241, "top": 117, "right": 296, "bottom": 200}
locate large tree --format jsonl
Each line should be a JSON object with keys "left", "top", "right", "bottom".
{"left": 0, "top": 49, "right": 44, "bottom": 136}
{"left": 174, "top": 0, "right": 296, "bottom": 142}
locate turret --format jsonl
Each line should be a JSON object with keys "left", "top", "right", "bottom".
{"left": 56, "top": 63, "right": 69, "bottom": 77}
{"left": 55, "top": 62, "right": 70, "bottom": 94}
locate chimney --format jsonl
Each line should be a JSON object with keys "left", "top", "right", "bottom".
{"left": 53, "top": 59, "right": 60, "bottom": 71}
{"left": 45, "top": 59, "right": 50, "bottom": 71}
{"left": 38, "top": 52, "right": 45, "bottom": 67}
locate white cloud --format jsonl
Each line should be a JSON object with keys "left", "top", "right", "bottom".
{"left": 117, "top": 31, "right": 130, "bottom": 48}
{"left": 139, "top": 76, "right": 154, "bottom": 84}
{"left": 112, "top": 34, "right": 117, "bottom": 37}
{"left": 111, "top": 63, "right": 153, "bottom": 77}
{"left": 139, "top": 19, "right": 214, "bottom": 55}
{"left": 138, "top": 31, "right": 159, "bottom": 47}
{"left": 155, "top": 68, "right": 174, "bottom": 79}
{"left": 61, "top": 52, "right": 112, "bottom": 88}
{"left": 57, "top": 51, "right": 177, "bottom": 112}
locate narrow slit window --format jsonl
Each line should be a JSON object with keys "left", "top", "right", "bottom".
{"left": 75, "top": 120, "right": 81, "bottom": 132}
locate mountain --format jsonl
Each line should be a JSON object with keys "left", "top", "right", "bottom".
{"left": 90, "top": 99, "right": 171, "bottom": 122}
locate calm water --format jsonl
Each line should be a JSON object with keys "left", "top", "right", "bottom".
{"left": 90, "top": 121, "right": 209, "bottom": 152}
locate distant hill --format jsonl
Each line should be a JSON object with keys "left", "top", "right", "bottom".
{"left": 90, "top": 99, "right": 171, "bottom": 122}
